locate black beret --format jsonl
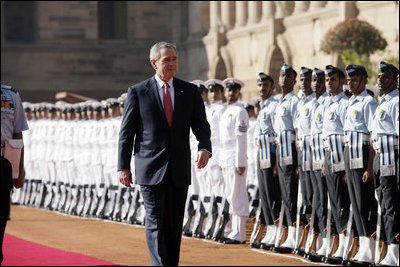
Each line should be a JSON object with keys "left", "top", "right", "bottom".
{"left": 257, "top": 72, "right": 274, "bottom": 83}
{"left": 325, "top": 65, "right": 344, "bottom": 78}
{"left": 345, "top": 64, "right": 368, "bottom": 78}
{"left": 49, "top": 107, "right": 58, "bottom": 113}
{"left": 378, "top": 61, "right": 399, "bottom": 75}
{"left": 312, "top": 68, "right": 324, "bottom": 79}
{"left": 243, "top": 102, "right": 255, "bottom": 110}
{"left": 94, "top": 106, "right": 102, "bottom": 112}
{"left": 108, "top": 101, "right": 120, "bottom": 108}
{"left": 300, "top": 67, "right": 312, "bottom": 78}
{"left": 280, "top": 63, "right": 297, "bottom": 77}
{"left": 24, "top": 107, "right": 32, "bottom": 112}
{"left": 75, "top": 107, "right": 82, "bottom": 113}
{"left": 67, "top": 107, "right": 75, "bottom": 113}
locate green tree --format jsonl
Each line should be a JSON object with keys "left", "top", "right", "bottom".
{"left": 320, "top": 18, "right": 388, "bottom": 83}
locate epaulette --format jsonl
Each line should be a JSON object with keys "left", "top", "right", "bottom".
{"left": 1, "top": 85, "right": 17, "bottom": 93}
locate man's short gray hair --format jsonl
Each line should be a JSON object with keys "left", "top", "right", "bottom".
{"left": 149, "top": 41, "right": 177, "bottom": 61}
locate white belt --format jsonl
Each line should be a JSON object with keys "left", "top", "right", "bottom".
{"left": 323, "top": 135, "right": 345, "bottom": 149}
{"left": 275, "top": 132, "right": 296, "bottom": 144}
{"left": 344, "top": 132, "right": 370, "bottom": 143}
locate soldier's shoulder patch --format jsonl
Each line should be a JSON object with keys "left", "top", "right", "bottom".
{"left": 238, "top": 120, "right": 248, "bottom": 132}
{"left": 1, "top": 85, "right": 17, "bottom": 93}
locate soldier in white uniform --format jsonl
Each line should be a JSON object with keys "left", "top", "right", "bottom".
{"left": 273, "top": 64, "right": 300, "bottom": 254}
{"left": 219, "top": 78, "right": 249, "bottom": 244}
{"left": 203, "top": 79, "right": 226, "bottom": 240}
{"left": 371, "top": 61, "right": 399, "bottom": 266}
{"left": 188, "top": 80, "right": 210, "bottom": 238}
{"left": 244, "top": 102, "right": 258, "bottom": 218}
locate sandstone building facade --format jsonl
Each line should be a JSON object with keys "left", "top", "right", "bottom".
{"left": 1, "top": 1, "right": 399, "bottom": 102}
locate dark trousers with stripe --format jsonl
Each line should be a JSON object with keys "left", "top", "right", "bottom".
{"left": 324, "top": 150, "right": 350, "bottom": 234}
{"left": 297, "top": 152, "right": 313, "bottom": 226}
{"left": 257, "top": 145, "right": 281, "bottom": 226}
{"left": 310, "top": 168, "right": 328, "bottom": 236}
{"left": 373, "top": 151, "right": 399, "bottom": 244}
{"left": 276, "top": 142, "right": 298, "bottom": 227}
{"left": 1, "top": 156, "right": 14, "bottom": 264}
{"left": 344, "top": 144, "right": 377, "bottom": 237}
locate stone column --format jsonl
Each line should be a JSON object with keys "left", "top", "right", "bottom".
{"left": 340, "top": 1, "right": 357, "bottom": 20}
{"left": 221, "top": 1, "right": 233, "bottom": 30}
{"left": 235, "top": 1, "right": 247, "bottom": 27}
{"left": 209, "top": 1, "right": 219, "bottom": 32}
{"left": 248, "top": 1, "right": 261, "bottom": 24}
{"left": 308, "top": 1, "right": 327, "bottom": 10}
{"left": 261, "top": 1, "right": 275, "bottom": 21}
{"left": 293, "top": 1, "right": 310, "bottom": 14}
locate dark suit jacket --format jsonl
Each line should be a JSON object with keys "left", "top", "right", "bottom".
{"left": 118, "top": 76, "right": 211, "bottom": 187}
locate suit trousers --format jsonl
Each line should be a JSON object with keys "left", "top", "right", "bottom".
{"left": 140, "top": 163, "right": 188, "bottom": 266}
{"left": 309, "top": 169, "right": 328, "bottom": 236}
{"left": 373, "top": 151, "right": 399, "bottom": 244}
{"left": 297, "top": 152, "right": 313, "bottom": 224}
{"left": 257, "top": 145, "right": 281, "bottom": 226}
{"left": 344, "top": 144, "right": 377, "bottom": 237}
{"left": 276, "top": 142, "right": 298, "bottom": 227}
{"left": 1, "top": 156, "right": 14, "bottom": 264}
{"left": 324, "top": 149, "right": 350, "bottom": 234}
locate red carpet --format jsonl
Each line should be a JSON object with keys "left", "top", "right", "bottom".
{"left": 2, "top": 234, "right": 120, "bottom": 266}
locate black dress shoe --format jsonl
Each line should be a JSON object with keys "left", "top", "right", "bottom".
{"left": 325, "top": 256, "right": 343, "bottom": 264}
{"left": 183, "top": 231, "right": 193, "bottom": 237}
{"left": 250, "top": 242, "right": 261, "bottom": 248}
{"left": 224, "top": 238, "right": 245, "bottom": 244}
{"left": 260, "top": 243, "right": 274, "bottom": 250}
{"left": 307, "top": 252, "right": 324, "bottom": 262}
{"left": 274, "top": 246, "right": 294, "bottom": 253}
{"left": 295, "top": 248, "right": 305, "bottom": 256}
{"left": 348, "top": 260, "right": 373, "bottom": 266}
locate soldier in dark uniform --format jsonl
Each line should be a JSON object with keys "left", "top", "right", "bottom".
{"left": 371, "top": 62, "right": 399, "bottom": 266}
{"left": 1, "top": 85, "right": 29, "bottom": 264}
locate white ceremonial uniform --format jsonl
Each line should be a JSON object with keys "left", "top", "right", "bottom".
{"left": 219, "top": 101, "right": 249, "bottom": 242}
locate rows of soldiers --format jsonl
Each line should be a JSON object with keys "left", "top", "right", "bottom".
{"left": 11, "top": 96, "right": 146, "bottom": 225}
{"left": 10, "top": 61, "right": 398, "bottom": 266}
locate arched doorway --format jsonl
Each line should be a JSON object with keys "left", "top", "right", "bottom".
{"left": 215, "top": 57, "right": 227, "bottom": 80}
{"left": 268, "top": 46, "right": 284, "bottom": 94}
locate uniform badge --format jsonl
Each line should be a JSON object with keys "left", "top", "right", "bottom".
{"left": 378, "top": 109, "right": 385, "bottom": 120}
{"left": 352, "top": 110, "right": 358, "bottom": 120}
{"left": 327, "top": 111, "right": 334, "bottom": 120}
{"left": 316, "top": 113, "right": 322, "bottom": 122}
{"left": 238, "top": 120, "right": 247, "bottom": 132}
{"left": 279, "top": 106, "right": 287, "bottom": 115}
{"left": 303, "top": 108, "right": 310, "bottom": 116}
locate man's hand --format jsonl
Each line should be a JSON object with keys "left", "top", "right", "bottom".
{"left": 236, "top": 167, "right": 246, "bottom": 175}
{"left": 13, "top": 172, "right": 24, "bottom": 189}
{"left": 195, "top": 150, "right": 210, "bottom": 169}
{"left": 362, "top": 169, "right": 374, "bottom": 183}
{"left": 119, "top": 169, "right": 132, "bottom": 188}
{"left": 321, "top": 162, "right": 326, "bottom": 178}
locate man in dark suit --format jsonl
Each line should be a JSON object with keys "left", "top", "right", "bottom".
{"left": 118, "top": 41, "right": 211, "bottom": 266}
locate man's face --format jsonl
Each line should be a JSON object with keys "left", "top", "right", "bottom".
{"left": 257, "top": 80, "right": 274, "bottom": 100}
{"left": 209, "top": 88, "right": 223, "bottom": 103}
{"left": 347, "top": 75, "right": 367, "bottom": 95}
{"left": 226, "top": 88, "right": 240, "bottom": 104}
{"left": 200, "top": 90, "right": 208, "bottom": 102}
{"left": 279, "top": 71, "right": 296, "bottom": 92}
{"left": 377, "top": 71, "right": 396, "bottom": 93}
{"left": 300, "top": 75, "right": 312, "bottom": 95}
{"left": 312, "top": 76, "right": 326, "bottom": 96}
{"left": 151, "top": 47, "right": 178, "bottom": 81}
{"left": 325, "top": 73, "right": 343, "bottom": 95}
